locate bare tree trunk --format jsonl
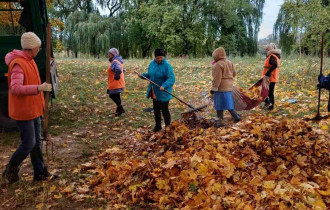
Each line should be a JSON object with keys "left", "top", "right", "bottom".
{"left": 298, "top": 29, "right": 302, "bottom": 58}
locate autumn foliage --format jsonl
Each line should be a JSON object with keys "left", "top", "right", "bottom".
{"left": 0, "top": 3, "right": 20, "bottom": 27}
{"left": 69, "top": 114, "right": 329, "bottom": 209}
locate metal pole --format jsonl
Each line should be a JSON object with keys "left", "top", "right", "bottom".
{"left": 43, "top": 23, "right": 52, "bottom": 158}
{"left": 315, "top": 32, "right": 325, "bottom": 120}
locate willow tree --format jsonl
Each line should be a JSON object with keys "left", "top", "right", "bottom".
{"left": 59, "top": 0, "right": 266, "bottom": 58}
{"left": 64, "top": 12, "right": 110, "bottom": 57}
{"left": 62, "top": 11, "right": 88, "bottom": 57}
{"left": 202, "top": 0, "right": 264, "bottom": 57}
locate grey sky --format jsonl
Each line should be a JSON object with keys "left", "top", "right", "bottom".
{"left": 258, "top": 0, "right": 284, "bottom": 39}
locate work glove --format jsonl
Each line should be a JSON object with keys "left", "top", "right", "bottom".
{"left": 210, "top": 90, "right": 215, "bottom": 95}
{"left": 114, "top": 75, "right": 120, "bottom": 80}
{"left": 38, "top": 82, "right": 52, "bottom": 92}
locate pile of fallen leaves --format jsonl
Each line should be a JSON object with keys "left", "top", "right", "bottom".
{"left": 70, "top": 114, "right": 329, "bottom": 209}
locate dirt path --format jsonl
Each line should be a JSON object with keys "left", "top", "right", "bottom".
{"left": 0, "top": 129, "right": 105, "bottom": 210}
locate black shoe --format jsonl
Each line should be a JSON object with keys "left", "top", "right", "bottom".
{"left": 115, "top": 105, "right": 125, "bottom": 116}
{"left": 34, "top": 167, "right": 58, "bottom": 181}
{"left": 2, "top": 165, "right": 19, "bottom": 184}
{"left": 153, "top": 125, "right": 162, "bottom": 132}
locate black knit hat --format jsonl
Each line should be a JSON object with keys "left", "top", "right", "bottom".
{"left": 154, "top": 48, "right": 165, "bottom": 57}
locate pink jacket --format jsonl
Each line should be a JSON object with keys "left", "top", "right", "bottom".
{"left": 5, "top": 50, "right": 39, "bottom": 96}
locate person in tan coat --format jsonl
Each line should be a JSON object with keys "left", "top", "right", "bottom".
{"left": 210, "top": 47, "right": 240, "bottom": 127}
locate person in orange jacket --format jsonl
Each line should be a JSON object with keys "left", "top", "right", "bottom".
{"left": 107, "top": 48, "right": 125, "bottom": 116}
{"left": 2, "top": 32, "right": 57, "bottom": 183}
{"left": 262, "top": 43, "right": 281, "bottom": 110}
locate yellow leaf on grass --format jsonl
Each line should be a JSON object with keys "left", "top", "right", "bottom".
{"left": 35, "top": 203, "right": 44, "bottom": 210}
{"left": 49, "top": 185, "right": 56, "bottom": 193}
{"left": 62, "top": 185, "right": 75, "bottom": 193}
{"left": 54, "top": 193, "right": 62, "bottom": 199}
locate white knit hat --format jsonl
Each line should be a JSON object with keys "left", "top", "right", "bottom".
{"left": 108, "top": 48, "right": 119, "bottom": 56}
{"left": 21, "top": 32, "right": 41, "bottom": 50}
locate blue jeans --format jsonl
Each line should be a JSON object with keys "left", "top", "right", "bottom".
{"left": 8, "top": 117, "right": 45, "bottom": 176}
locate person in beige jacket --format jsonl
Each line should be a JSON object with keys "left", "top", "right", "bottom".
{"left": 210, "top": 47, "right": 241, "bottom": 127}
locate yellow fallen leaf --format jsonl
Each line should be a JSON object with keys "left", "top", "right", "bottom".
{"left": 142, "top": 151, "right": 148, "bottom": 156}
{"left": 197, "top": 163, "right": 208, "bottom": 176}
{"left": 321, "top": 125, "right": 328, "bottom": 130}
{"left": 265, "top": 147, "right": 272, "bottom": 156}
{"left": 35, "top": 203, "right": 44, "bottom": 210}
{"left": 263, "top": 181, "right": 276, "bottom": 189}
{"left": 54, "top": 193, "right": 62, "bottom": 199}
{"left": 49, "top": 185, "right": 56, "bottom": 193}
{"left": 294, "top": 202, "right": 307, "bottom": 210}
{"left": 317, "top": 189, "right": 330, "bottom": 196}
{"left": 62, "top": 185, "right": 75, "bottom": 193}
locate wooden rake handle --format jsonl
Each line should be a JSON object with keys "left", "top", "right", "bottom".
{"left": 134, "top": 70, "right": 195, "bottom": 109}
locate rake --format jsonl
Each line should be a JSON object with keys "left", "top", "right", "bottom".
{"left": 135, "top": 70, "right": 207, "bottom": 114}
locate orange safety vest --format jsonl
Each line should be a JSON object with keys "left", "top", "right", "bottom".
{"left": 107, "top": 60, "right": 125, "bottom": 90}
{"left": 7, "top": 58, "right": 45, "bottom": 121}
{"left": 262, "top": 54, "right": 280, "bottom": 82}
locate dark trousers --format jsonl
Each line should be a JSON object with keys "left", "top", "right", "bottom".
{"left": 153, "top": 100, "right": 171, "bottom": 127}
{"left": 8, "top": 117, "right": 44, "bottom": 175}
{"left": 265, "top": 82, "right": 276, "bottom": 107}
{"left": 109, "top": 93, "right": 122, "bottom": 107}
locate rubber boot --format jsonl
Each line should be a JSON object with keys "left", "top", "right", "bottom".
{"left": 229, "top": 110, "right": 241, "bottom": 123}
{"left": 215, "top": 110, "right": 225, "bottom": 128}
{"left": 2, "top": 164, "right": 19, "bottom": 184}
{"left": 115, "top": 105, "right": 125, "bottom": 116}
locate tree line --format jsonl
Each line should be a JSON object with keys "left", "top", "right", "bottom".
{"left": 49, "top": 0, "right": 265, "bottom": 58}
{"left": 2, "top": 0, "right": 328, "bottom": 57}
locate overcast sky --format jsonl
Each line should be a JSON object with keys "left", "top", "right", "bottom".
{"left": 258, "top": 0, "right": 284, "bottom": 40}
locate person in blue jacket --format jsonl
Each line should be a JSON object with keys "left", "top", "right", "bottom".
{"left": 139, "top": 49, "right": 175, "bottom": 132}
{"left": 318, "top": 73, "right": 330, "bottom": 112}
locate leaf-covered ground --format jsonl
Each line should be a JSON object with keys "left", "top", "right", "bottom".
{"left": 75, "top": 115, "right": 329, "bottom": 209}
{"left": 0, "top": 56, "right": 329, "bottom": 209}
